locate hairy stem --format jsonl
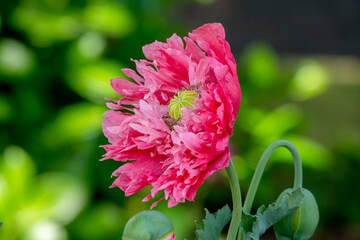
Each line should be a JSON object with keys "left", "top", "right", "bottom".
{"left": 226, "top": 158, "right": 242, "bottom": 240}
{"left": 243, "top": 139, "right": 303, "bottom": 214}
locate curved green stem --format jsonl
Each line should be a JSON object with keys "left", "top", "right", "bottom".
{"left": 243, "top": 139, "right": 303, "bottom": 214}
{"left": 226, "top": 158, "right": 242, "bottom": 240}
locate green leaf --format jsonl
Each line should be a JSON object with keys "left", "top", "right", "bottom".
{"left": 241, "top": 188, "right": 304, "bottom": 240}
{"left": 123, "top": 210, "right": 174, "bottom": 240}
{"left": 195, "top": 205, "right": 232, "bottom": 240}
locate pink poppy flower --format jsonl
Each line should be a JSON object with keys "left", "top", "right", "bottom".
{"left": 101, "top": 23, "right": 241, "bottom": 208}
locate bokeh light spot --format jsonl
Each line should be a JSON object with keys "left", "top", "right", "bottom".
{"left": 24, "top": 221, "right": 67, "bottom": 240}
{"left": 83, "top": 1, "right": 135, "bottom": 38}
{"left": 78, "top": 32, "right": 106, "bottom": 58}
{"left": 0, "top": 39, "right": 34, "bottom": 78}
{"left": 290, "top": 60, "right": 330, "bottom": 101}
{"left": 66, "top": 60, "right": 126, "bottom": 103}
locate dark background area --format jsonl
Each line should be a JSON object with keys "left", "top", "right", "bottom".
{"left": 177, "top": 0, "right": 360, "bottom": 55}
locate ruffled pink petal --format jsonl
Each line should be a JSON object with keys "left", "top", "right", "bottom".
{"left": 190, "top": 23, "right": 241, "bottom": 117}
{"left": 186, "top": 148, "right": 230, "bottom": 200}
{"left": 110, "top": 78, "right": 148, "bottom": 100}
{"left": 188, "top": 58, "right": 210, "bottom": 85}
{"left": 111, "top": 155, "right": 165, "bottom": 196}
{"left": 143, "top": 34, "right": 184, "bottom": 62}
{"left": 102, "top": 110, "right": 129, "bottom": 145}
{"left": 184, "top": 37, "right": 206, "bottom": 63}
{"left": 121, "top": 68, "right": 145, "bottom": 85}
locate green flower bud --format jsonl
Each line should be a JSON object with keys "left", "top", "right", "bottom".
{"left": 122, "top": 210, "right": 175, "bottom": 240}
{"left": 274, "top": 188, "right": 319, "bottom": 240}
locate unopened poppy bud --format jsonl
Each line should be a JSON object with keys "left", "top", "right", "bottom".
{"left": 122, "top": 210, "right": 175, "bottom": 240}
{"left": 274, "top": 188, "right": 319, "bottom": 240}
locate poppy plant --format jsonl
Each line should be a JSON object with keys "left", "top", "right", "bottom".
{"left": 102, "top": 23, "right": 318, "bottom": 240}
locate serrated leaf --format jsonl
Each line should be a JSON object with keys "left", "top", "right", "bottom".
{"left": 241, "top": 187, "right": 304, "bottom": 240}
{"left": 195, "top": 205, "right": 232, "bottom": 240}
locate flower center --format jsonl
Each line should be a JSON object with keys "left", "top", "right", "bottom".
{"left": 168, "top": 90, "right": 198, "bottom": 120}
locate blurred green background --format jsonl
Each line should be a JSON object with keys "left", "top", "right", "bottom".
{"left": 0, "top": 0, "right": 359, "bottom": 239}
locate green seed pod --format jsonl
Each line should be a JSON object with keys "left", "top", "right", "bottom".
{"left": 168, "top": 90, "right": 198, "bottom": 120}
{"left": 274, "top": 188, "right": 319, "bottom": 240}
